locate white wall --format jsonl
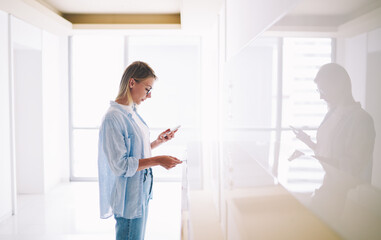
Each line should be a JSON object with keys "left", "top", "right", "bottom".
{"left": 10, "top": 15, "right": 70, "bottom": 194}
{"left": 225, "top": 0, "right": 300, "bottom": 59}
{"left": 337, "top": 34, "right": 368, "bottom": 106}
{"left": 0, "top": 2, "right": 71, "bottom": 211}
{"left": 11, "top": 15, "right": 42, "bottom": 49}
{"left": 11, "top": 16, "right": 44, "bottom": 194}
{"left": 42, "top": 31, "right": 70, "bottom": 191}
{"left": 13, "top": 47, "right": 44, "bottom": 194}
{"left": 336, "top": 27, "right": 381, "bottom": 189}
{"left": 0, "top": 10, "right": 13, "bottom": 221}
{"left": 366, "top": 28, "right": 381, "bottom": 190}
{"left": 0, "top": 0, "right": 71, "bottom": 36}
{"left": 200, "top": 16, "right": 220, "bottom": 191}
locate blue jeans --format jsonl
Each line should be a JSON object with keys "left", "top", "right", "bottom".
{"left": 115, "top": 169, "right": 153, "bottom": 240}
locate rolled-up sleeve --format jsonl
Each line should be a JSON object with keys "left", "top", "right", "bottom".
{"left": 101, "top": 117, "right": 139, "bottom": 177}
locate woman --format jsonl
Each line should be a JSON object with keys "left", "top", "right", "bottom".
{"left": 98, "top": 61, "right": 182, "bottom": 240}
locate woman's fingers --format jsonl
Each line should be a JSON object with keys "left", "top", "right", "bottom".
{"left": 167, "top": 132, "right": 175, "bottom": 139}
{"left": 159, "top": 129, "right": 176, "bottom": 142}
{"left": 167, "top": 156, "right": 182, "bottom": 165}
{"left": 159, "top": 129, "right": 171, "bottom": 140}
{"left": 160, "top": 155, "right": 182, "bottom": 169}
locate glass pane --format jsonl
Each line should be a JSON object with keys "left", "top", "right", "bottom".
{"left": 221, "top": 37, "right": 279, "bottom": 190}
{"left": 71, "top": 35, "right": 125, "bottom": 128}
{"left": 222, "top": 130, "right": 277, "bottom": 188}
{"left": 72, "top": 129, "right": 99, "bottom": 178}
{"left": 277, "top": 130, "right": 324, "bottom": 193}
{"left": 282, "top": 38, "right": 332, "bottom": 128}
{"left": 223, "top": 37, "right": 278, "bottom": 128}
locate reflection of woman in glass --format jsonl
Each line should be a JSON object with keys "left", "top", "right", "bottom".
{"left": 292, "top": 63, "right": 376, "bottom": 222}
{"left": 98, "top": 61, "right": 182, "bottom": 240}
{"left": 292, "top": 63, "right": 375, "bottom": 182}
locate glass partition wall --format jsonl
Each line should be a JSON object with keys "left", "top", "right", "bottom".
{"left": 278, "top": 38, "right": 332, "bottom": 193}
{"left": 221, "top": 36, "right": 332, "bottom": 190}
{"left": 69, "top": 34, "right": 333, "bottom": 189}
{"left": 221, "top": 35, "right": 381, "bottom": 240}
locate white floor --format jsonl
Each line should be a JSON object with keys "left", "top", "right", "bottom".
{"left": 0, "top": 182, "right": 181, "bottom": 240}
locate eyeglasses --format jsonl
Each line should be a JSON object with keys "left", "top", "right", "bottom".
{"left": 133, "top": 78, "right": 152, "bottom": 96}
{"left": 316, "top": 88, "right": 326, "bottom": 95}
{"left": 145, "top": 87, "right": 152, "bottom": 96}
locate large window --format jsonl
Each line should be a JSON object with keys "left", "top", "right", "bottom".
{"left": 70, "top": 36, "right": 124, "bottom": 179}
{"left": 70, "top": 34, "right": 201, "bottom": 180}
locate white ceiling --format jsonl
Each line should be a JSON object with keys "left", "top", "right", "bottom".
{"left": 36, "top": 0, "right": 380, "bottom": 32}
{"left": 270, "top": 0, "right": 381, "bottom": 31}
{"left": 39, "top": 0, "right": 181, "bottom": 14}
{"left": 40, "top": 0, "right": 380, "bottom": 16}
{"left": 290, "top": 0, "right": 379, "bottom": 16}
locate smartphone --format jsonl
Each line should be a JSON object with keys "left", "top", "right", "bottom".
{"left": 288, "top": 150, "right": 305, "bottom": 161}
{"left": 163, "top": 125, "right": 181, "bottom": 138}
{"left": 289, "top": 125, "right": 300, "bottom": 133}
{"left": 170, "top": 125, "right": 181, "bottom": 132}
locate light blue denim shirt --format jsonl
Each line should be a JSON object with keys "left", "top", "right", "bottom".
{"left": 98, "top": 101, "right": 150, "bottom": 219}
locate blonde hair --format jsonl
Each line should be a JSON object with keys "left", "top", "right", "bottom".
{"left": 116, "top": 61, "right": 157, "bottom": 105}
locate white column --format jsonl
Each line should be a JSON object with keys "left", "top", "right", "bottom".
{"left": 11, "top": 15, "right": 44, "bottom": 194}
{"left": 0, "top": 9, "right": 13, "bottom": 221}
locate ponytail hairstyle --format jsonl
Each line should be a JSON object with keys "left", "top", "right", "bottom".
{"left": 116, "top": 61, "right": 157, "bottom": 105}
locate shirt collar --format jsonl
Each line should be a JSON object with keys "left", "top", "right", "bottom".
{"left": 110, "top": 101, "right": 137, "bottom": 114}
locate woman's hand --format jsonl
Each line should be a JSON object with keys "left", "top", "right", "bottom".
{"left": 292, "top": 128, "right": 311, "bottom": 143}
{"left": 157, "top": 155, "right": 182, "bottom": 170}
{"left": 291, "top": 126, "right": 316, "bottom": 151}
{"left": 151, "top": 129, "right": 177, "bottom": 149}
{"left": 138, "top": 155, "right": 182, "bottom": 171}
{"left": 159, "top": 128, "right": 177, "bottom": 142}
